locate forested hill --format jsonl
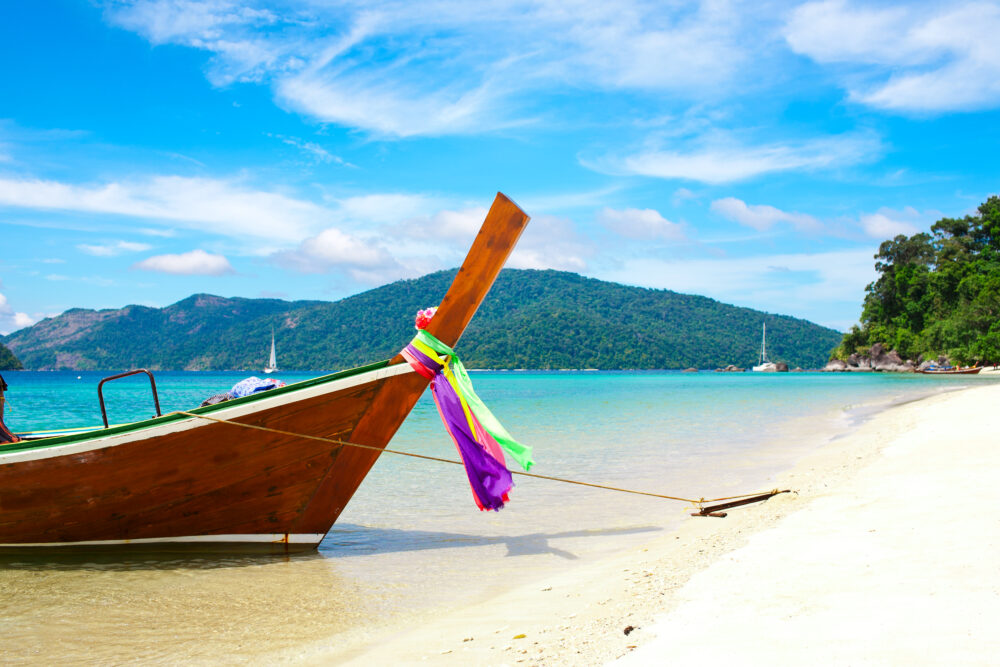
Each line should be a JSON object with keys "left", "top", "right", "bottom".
{"left": 3, "top": 269, "right": 842, "bottom": 371}
{"left": 0, "top": 341, "right": 22, "bottom": 370}
{"left": 833, "top": 196, "right": 1000, "bottom": 365}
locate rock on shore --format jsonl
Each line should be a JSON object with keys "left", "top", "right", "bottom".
{"left": 822, "top": 343, "right": 916, "bottom": 372}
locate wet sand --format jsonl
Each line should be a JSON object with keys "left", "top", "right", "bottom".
{"left": 331, "top": 382, "right": 1000, "bottom": 665}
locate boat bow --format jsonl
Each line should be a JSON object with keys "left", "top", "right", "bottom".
{"left": 0, "top": 193, "right": 530, "bottom": 552}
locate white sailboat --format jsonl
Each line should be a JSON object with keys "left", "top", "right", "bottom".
{"left": 752, "top": 322, "right": 777, "bottom": 372}
{"left": 263, "top": 329, "right": 278, "bottom": 374}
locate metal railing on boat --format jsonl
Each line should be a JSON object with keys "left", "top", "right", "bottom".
{"left": 98, "top": 369, "right": 162, "bottom": 428}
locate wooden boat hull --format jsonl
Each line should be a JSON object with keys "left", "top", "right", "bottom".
{"left": 0, "top": 363, "right": 413, "bottom": 553}
{"left": 918, "top": 367, "right": 982, "bottom": 375}
{"left": 0, "top": 193, "right": 530, "bottom": 553}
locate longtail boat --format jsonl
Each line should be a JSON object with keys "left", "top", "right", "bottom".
{"left": 918, "top": 365, "right": 982, "bottom": 375}
{"left": 0, "top": 193, "right": 530, "bottom": 553}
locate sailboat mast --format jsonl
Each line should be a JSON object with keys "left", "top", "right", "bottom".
{"left": 760, "top": 322, "right": 766, "bottom": 364}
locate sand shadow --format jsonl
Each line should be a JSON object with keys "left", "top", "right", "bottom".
{"left": 0, "top": 526, "right": 662, "bottom": 570}
{"left": 320, "top": 523, "right": 661, "bottom": 560}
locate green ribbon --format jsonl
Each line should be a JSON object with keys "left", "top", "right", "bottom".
{"left": 414, "top": 329, "right": 534, "bottom": 471}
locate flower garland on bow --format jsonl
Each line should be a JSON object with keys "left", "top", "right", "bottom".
{"left": 400, "top": 308, "right": 533, "bottom": 511}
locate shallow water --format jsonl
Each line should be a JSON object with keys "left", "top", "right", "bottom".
{"left": 1, "top": 370, "right": 993, "bottom": 663}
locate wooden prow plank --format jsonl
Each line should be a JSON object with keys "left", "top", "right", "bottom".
{"left": 426, "top": 192, "right": 530, "bottom": 347}
{"left": 294, "top": 193, "right": 530, "bottom": 535}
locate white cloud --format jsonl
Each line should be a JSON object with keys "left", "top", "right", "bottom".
{"left": 133, "top": 249, "right": 235, "bottom": 275}
{"left": 336, "top": 193, "right": 438, "bottom": 225}
{"left": 420, "top": 207, "right": 489, "bottom": 242}
{"left": 360, "top": 206, "right": 494, "bottom": 276}
{"left": 858, "top": 207, "right": 925, "bottom": 238}
{"left": 138, "top": 227, "right": 177, "bottom": 238}
{"left": 518, "top": 187, "right": 625, "bottom": 213}
{"left": 109, "top": 0, "right": 279, "bottom": 51}
{"left": 328, "top": 204, "right": 592, "bottom": 278}
{"left": 0, "top": 291, "right": 37, "bottom": 335}
{"left": 673, "top": 188, "right": 697, "bottom": 204}
{"left": 508, "top": 248, "right": 588, "bottom": 272}
{"left": 596, "top": 206, "right": 686, "bottom": 241}
{"left": 595, "top": 132, "right": 881, "bottom": 184}
{"left": 288, "top": 228, "right": 390, "bottom": 268}
{"left": 507, "top": 214, "right": 592, "bottom": 272}
{"left": 784, "top": 1, "right": 920, "bottom": 66}
{"left": 548, "top": 1, "right": 745, "bottom": 91}
{"left": 595, "top": 248, "right": 877, "bottom": 330}
{"left": 785, "top": 1, "right": 1000, "bottom": 113}
{"left": 12, "top": 312, "right": 35, "bottom": 329}
{"left": 0, "top": 169, "right": 573, "bottom": 285}
{"left": 105, "top": 0, "right": 758, "bottom": 137}
{"left": 264, "top": 204, "right": 617, "bottom": 279}
{"left": 0, "top": 175, "right": 327, "bottom": 242}
{"left": 276, "top": 71, "right": 510, "bottom": 138}
{"left": 391, "top": 204, "right": 487, "bottom": 244}
{"left": 268, "top": 133, "right": 354, "bottom": 166}
{"left": 271, "top": 227, "right": 401, "bottom": 280}
{"left": 711, "top": 197, "right": 822, "bottom": 232}
{"left": 78, "top": 240, "right": 153, "bottom": 256}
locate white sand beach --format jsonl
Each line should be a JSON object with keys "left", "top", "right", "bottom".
{"left": 330, "top": 381, "right": 1000, "bottom": 666}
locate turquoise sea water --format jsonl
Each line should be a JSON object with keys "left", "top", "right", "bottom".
{"left": 2, "top": 369, "right": 996, "bottom": 662}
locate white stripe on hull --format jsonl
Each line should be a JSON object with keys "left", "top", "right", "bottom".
{"left": 0, "top": 362, "right": 414, "bottom": 465}
{"left": 0, "top": 533, "right": 326, "bottom": 548}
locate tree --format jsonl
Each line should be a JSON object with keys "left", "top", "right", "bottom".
{"left": 0, "top": 342, "right": 22, "bottom": 371}
{"left": 836, "top": 197, "right": 1000, "bottom": 365}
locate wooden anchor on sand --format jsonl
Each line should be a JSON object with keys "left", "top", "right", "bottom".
{"left": 692, "top": 490, "right": 791, "bottom": 518}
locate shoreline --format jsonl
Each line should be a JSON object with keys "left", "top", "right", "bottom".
{"left": 299, "top": 381, "right": 1000, "bottom": 665}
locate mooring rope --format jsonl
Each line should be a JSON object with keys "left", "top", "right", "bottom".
{"left": 173, "top": 410, "right": 786, "bottom": 509}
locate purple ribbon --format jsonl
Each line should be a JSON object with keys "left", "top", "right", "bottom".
{"left": 403, "top": 344, "right": 442, "bottom": 375}
{"left": 402, "top": 344, "right": 512, "bottom": 511}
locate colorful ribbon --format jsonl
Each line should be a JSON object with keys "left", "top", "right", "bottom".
{"left": 401, "top": 329, "right": 533, "bottom": 511}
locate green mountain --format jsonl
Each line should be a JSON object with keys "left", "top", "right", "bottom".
{"left": 0, "top": 341, "right": 22, "bottom": 371}
{"left": 2, "top": 269, "right": 842, "bottom": 371}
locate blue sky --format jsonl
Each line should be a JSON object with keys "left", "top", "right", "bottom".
{"left": 2, "top": 0, "right": 999, "bottom": 335}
